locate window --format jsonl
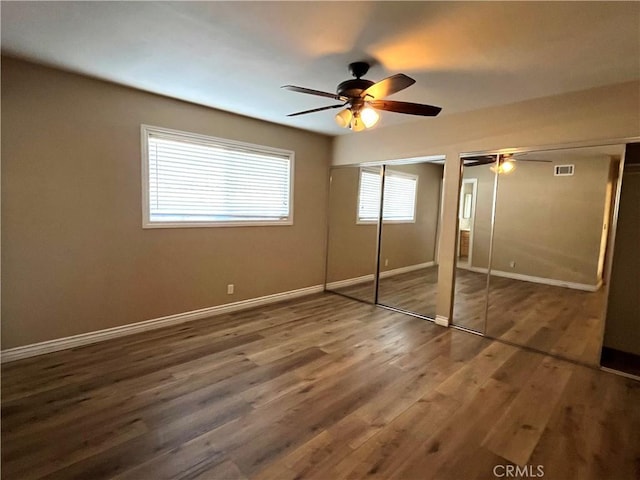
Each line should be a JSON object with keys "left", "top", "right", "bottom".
{"left": 357, "top": 168, "right": 418, "bottom": 223}
{"left": 142, "top": 125, "right": 294, "bottom": 228}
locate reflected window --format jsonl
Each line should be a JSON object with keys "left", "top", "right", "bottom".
{"left": 357, "top": 168, "right": 418, "bottom": 223}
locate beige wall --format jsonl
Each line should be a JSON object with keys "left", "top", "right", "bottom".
{"left": 326, "top": 163, "right": 442, "bottom": 283}
{"left": 333, "top": 81, "right": 640, "bottom": 319}
{"left": 326, "top": 167, "right": 377, "bottom": 283}
{"left": 1, "top": 57, "right": 332, "bottom": 349}
{"left": 463, "top": 156, "right": 611, "bottom": 286}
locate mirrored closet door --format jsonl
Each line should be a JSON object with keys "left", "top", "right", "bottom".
{"left": 325, "top": 157, "right": 444, "bottom": 321}
{"left": 452, "top": 144, "right": 626, "bottom": 366}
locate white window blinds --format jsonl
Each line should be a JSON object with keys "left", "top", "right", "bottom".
{"left": 142, "top": 126, "right": 293, "bottom": 227}
{"left": 358, "top": 168, "right": 418, "bottom": 223}
{"left": 358, "top": 169, "right": 383, "bottom": 222}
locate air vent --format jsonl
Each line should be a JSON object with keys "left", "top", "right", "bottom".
{"left": 554, "top": 164, "right": 574, "bottom": 176}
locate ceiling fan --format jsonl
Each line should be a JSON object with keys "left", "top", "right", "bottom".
{"left": 282, "top": 62, "right": 442, "bottom": 131}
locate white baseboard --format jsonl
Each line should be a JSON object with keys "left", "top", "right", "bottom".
{"left": 459, "top": 266, "right": 602, "bottom": 292}
{"left": 435, "top": 315, "right": 449, "bottom": 327}
{"left": 380, "top": 261, "right": 435, "bottom": 279}
{"left": 326, "top": 261, "right": 436, "bottom": 290}
{"left": 1, "top": 284, "right": 324, "bottom": 363}
{"left": 600, "top": 366, "right": 640, "bottom": 382}
{"left": 325, "top": 274, "right": 374, "bottom": 290}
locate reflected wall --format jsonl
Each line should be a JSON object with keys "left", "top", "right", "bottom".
{"left": 325, "top": 166, "right": 379, "bottom": 302}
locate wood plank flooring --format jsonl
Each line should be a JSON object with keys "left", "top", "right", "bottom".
{"left": 2, "top": 292, "right": 638, "bottom": 480}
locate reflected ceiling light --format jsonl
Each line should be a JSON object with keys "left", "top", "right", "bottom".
{"left": 360, "top": 106, "right": 379, "bottom": 128}
{"left": 491, "top": 158, "right": 516, "bottom": 174}
{"left": 501, "top": 160, "right": 515, "bottom": 173}
{"left": 335, "top": 108, "right": 353, "bottom": 128}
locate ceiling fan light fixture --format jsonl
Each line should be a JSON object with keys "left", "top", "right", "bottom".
{"left": 350, "top": 115, "right": 366, "bottom": 132}
{"left": 360, "top": 106, "right": 379, "bottom": 128}
{"left": 335, "top": 108, "right": 353, "bottom": 128}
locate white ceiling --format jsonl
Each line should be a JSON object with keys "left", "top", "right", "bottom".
{"left": 2, "top": 1, "right": 639, "bottom": 136}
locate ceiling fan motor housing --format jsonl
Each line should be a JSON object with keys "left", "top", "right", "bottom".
{"left": 337, "top": 79, "right": 374, "bottom": 99}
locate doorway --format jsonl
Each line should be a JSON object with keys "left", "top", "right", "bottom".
{"left": 457, "top": 178, "right": 477, "bottom": 268}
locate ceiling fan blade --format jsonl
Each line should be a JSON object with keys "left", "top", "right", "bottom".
{"left": 516, "top": 158, "right": 552, "bottom": 163}
{"left": 464, "top": 160, "right": 494, "bottom": 167}
{"left": 361, "top": 74, "right": 415, "bottom": 99}
{"left": 286, "top": 104, "right": 345, "bottom": 117}
{"left": 370, "top": 100, "right": 442, "bottom": 116}
{"left": 463, "top": 155, "right": 497, "bottom": 167}
{"left": 463, "top": 155, "right": 496, "bottom": 165}
{"left": 282, "top": 85, "right": 345, "bottom": 102}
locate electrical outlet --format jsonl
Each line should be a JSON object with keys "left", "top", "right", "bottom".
{"left": 227, "top": 284, "right": 234, "bottom": 295}
{"left": 385, "top": 258, "right": 389, "bottom": 267}
{"left": 509, "top": 261, "right": 516, "bottom": 268}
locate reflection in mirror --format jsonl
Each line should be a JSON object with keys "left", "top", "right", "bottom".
{"left": 485, "top": 145, "right": 624, "bottom": 365}
{"left": 452, "top": 157, "right": 496, "bottom": 333}
{"left": 377, "top": 161, "right": 444, "bottom": 318}
{"left": 325, "top": 166, "right": 380, "bottom": 303}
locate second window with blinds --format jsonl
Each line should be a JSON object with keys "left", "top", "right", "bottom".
{"left": 357, "top": 167, "right": 418, "bottom": 224}
{"left": 141, "top": 125, "right": 294, "bottom": 228}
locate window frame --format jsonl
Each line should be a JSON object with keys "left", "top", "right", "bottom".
{"left": 141, "top": 125, "right": 295, "bottom": 229}
{"left": 356, "top": 167, "right": 419, "bottom": 225}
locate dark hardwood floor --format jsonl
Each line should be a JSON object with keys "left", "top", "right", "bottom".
{"left": 2, "top": 292, "right": 638, "bottom": 479}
